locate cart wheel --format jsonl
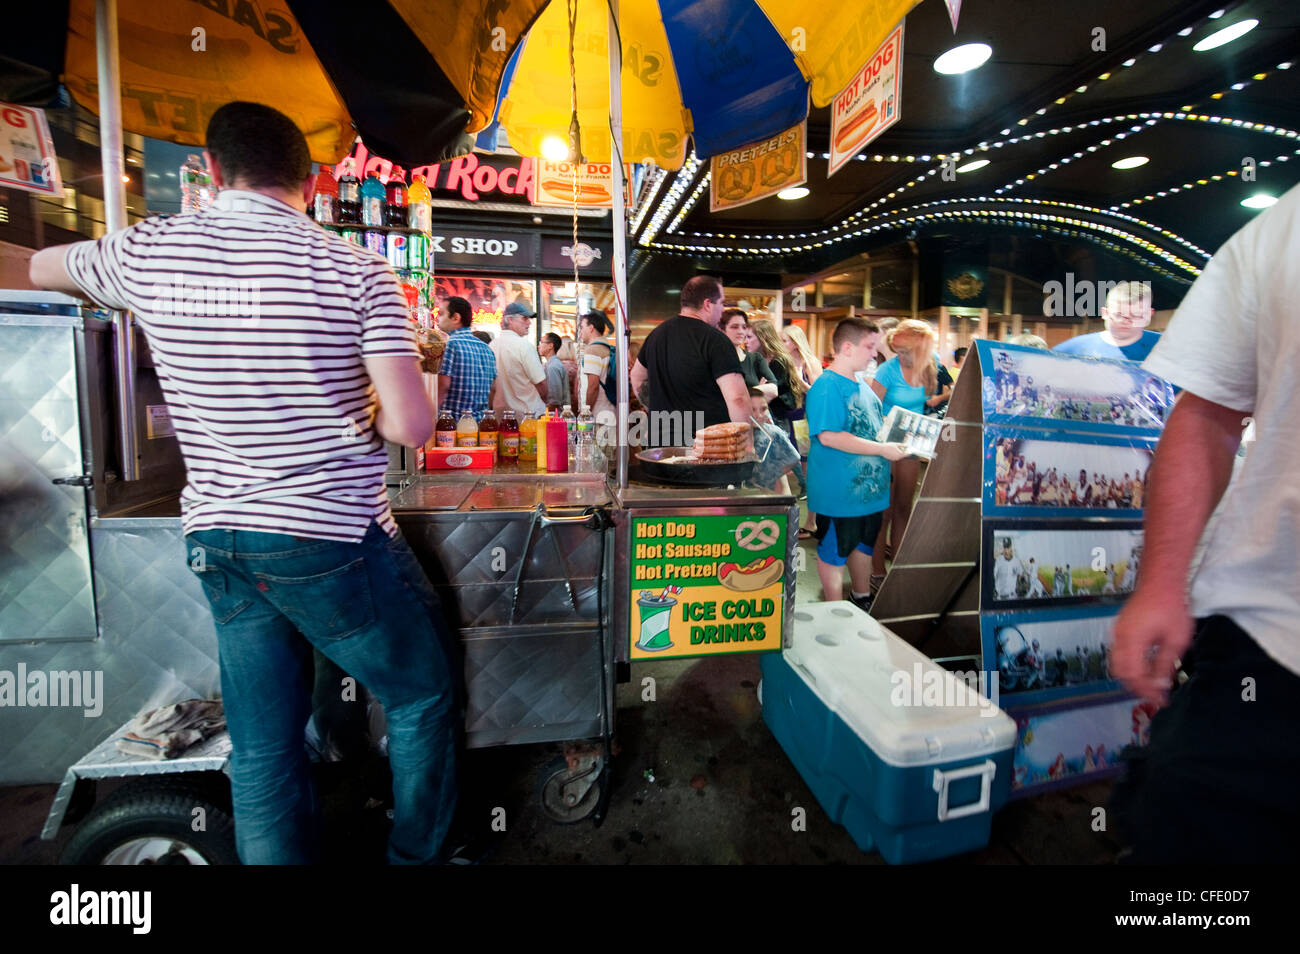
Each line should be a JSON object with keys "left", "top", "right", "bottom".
{"left": 61, "top": 780, "right": 238, "bottom": 865}
{"left": 537, "top": 756, "right": 603, "bottom": 825}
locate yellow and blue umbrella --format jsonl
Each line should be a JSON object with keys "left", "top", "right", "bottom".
{"left": 498, "top": 0, "right": 921, "bottom": 168}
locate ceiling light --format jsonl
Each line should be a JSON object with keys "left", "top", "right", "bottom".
{"left": 778, "top": 186, "right": 810, "bottom": 201}
{"left": 956, "top": 159, "right": 990, "bottom": 173}
{"left": 934, "top": 43, "right": 993, "bottom": 75}
{"left": 1209, "top": 8, "right": 1225, "bottom": 18}
{"left": 1241, "top": 193, "right": 1277, "bottom": 209}
{"left": 1193, "top": 19, "right": 1259, "bottom": 52}
{"left": 541, "top": 135, "right": 569, "bottom": 161}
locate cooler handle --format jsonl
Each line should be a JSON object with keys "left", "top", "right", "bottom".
{"left": 932, "top": 760, "right": 996, "bottom": 822}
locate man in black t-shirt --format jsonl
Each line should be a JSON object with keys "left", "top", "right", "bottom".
{"left": 630, "top": 275, "right": 750, "bottom": 446}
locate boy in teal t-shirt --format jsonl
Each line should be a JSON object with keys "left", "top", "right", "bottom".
{"left": 806, "top": 318, "right": 909, "bottom": 606}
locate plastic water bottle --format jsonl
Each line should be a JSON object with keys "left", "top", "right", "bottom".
{"left": 575, "top": 408, "right": 594, "bottom": 470}
{"left": 179, "top": 154, "right": 213, "bottom": 213}
{"left": 561, "top": 404, "right": 577, "bottom": 456}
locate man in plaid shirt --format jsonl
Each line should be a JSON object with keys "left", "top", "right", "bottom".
{"left": 436, "top": 296, "right": 497, "bottom": 416}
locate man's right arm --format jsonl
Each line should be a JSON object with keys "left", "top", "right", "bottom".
{"left": 365, "top": 355, "right": 434, "bottom": 446}
{"left": 716, "top": 372, "right": 753, "bottom": 424}
{"left": 1111, "top": 392, "right": 1243, "bottom": 702}
{"left": 630, "top": 358, "right": 650, "bottom": 408}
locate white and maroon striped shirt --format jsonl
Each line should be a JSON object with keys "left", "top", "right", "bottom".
{"left": 66, "top": 189, "right": 418, "bottom": 542}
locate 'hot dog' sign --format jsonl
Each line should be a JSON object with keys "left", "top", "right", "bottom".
{"left": 630, "top": 515, "right": 787, "bottom": 660}
{"left": 828, "top": 22, "right": 904, "bottom": 179}
{"left": 534, "top": 160, "right": 633, "bottom": 209}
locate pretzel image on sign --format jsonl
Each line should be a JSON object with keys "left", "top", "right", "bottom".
{"left": 735, "top": 519, "right": 781, "bottom": 551}
{"left": 709, "top": 120, "right": 807, "bottom": 212}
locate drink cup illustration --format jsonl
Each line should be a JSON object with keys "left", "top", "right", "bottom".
{"left": 635, "top": 586, "right": 682, "bottom": 652}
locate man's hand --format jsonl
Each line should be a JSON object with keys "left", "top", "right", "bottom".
{"left": 1112, "top": 584, "right": 1195, "bottom": 705}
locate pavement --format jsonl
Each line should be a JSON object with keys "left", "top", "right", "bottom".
{"left": 0, "top": 522, "right": 1126, "bottom": 865}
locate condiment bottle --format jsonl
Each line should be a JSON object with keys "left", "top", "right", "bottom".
{"left": 456, "top": 409, "right": 478, "bottom": 447}
{"left": 546, "top": 417, "right": 569, "bottom": 473}
{"left": 518, "top": 414, "right": 538, "bottom": 462}
{"left": 435, "top": 407, "right": 456, "bottom": 448}
{"left": 499, "top": 411, "right": 520, "bottom": 459}
{"left": 477, "top": 409, "right": 499, "bottom": 449}
{"left": 536, "top": 411, "right": 550, "bottom": 471}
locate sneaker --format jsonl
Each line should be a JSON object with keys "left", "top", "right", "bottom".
{"left": 850, "top": 592, "right": 874, "bottom": 612}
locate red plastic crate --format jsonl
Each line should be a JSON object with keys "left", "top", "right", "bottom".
{"left": 424, "top": 445, "right": 497, "bottom": 470}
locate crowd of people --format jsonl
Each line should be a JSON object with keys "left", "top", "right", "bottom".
{"left": 433, "top": 295, "right": 618, "bottom": 424}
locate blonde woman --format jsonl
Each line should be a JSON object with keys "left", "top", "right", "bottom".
{"left": 751, "top": 318, "right": 806, "bottom": 418}
{"left": 869, "top": 319, "right": 941, "bottom": 587}
{"left": 781, "top": 324, "right": 821, "bottom": 387}
{"left": 557, "top": 336, "right": 581, "bottom": 410}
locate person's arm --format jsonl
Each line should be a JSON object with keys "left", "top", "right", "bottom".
{"left": 29, "top": 245, "right": 85, "bottom": 296}
{"left": 752, "top": 355, "right": 778, "bottom": 401}
{"left": 365, "top": 355, "right": 434, "bottom": 446}
{"left": 869, "top": 379, "right": 887, "bottom": 401}
{"left": 630, "top": 358, "right": 650, "bottom": 408}
{"left": 1111, "top": 392, "right": 1244, "bottom": 703}
{"left": 437, "top": 374, "right": 452, "bottom": 401}
{"left": 583, "top": 372, "right": 600, "bottom": 409}
{"left": 926, "top": 384, "right": 952, "bottom": 408}
{"left": 716, "top": 372, "right": 752, "bottom": 424}
{"left": 817, "top": 430, "right": 908, "bottom": 461}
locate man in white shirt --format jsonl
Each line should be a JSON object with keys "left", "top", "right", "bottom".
{"left": 491, "top": 301, "right": 547, "bottom": 419}
{"left": 1111, "top": 182, "right": 1300, "bottom": 864}
{"left": 993, "top": 538, "right": 1021, "bottom": 600}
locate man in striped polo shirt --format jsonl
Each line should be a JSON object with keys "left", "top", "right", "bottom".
{"left": 30, "top": 102, "right": 458, "bottom": 865}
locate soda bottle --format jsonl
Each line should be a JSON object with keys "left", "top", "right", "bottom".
{"left": 179, "top": 154, "right": 213, "bottom": 213}
{"left": 456, "top": 409, "right": 479, "bottom": 447}
{"left": 407, "top": 173, "right": 433, "bottom": 232}
{"left": 435, "top": 408, "right": 457, "bottom": 448}
{"left": 337, "top": 159, "right": 361, "bottom": 223}
{"left": 311, "top": 164, "right": 339, "bottom": 223}
{"left": 385, "top": 178, "right": 408, "bottom": 227}
{"left": 477, "top": 409, "right": 499, "bottom": 448}
{"left": 518, "top": 414, "right": 538, "bottom": 462}
{"left": 499, "top": 411, "right": 519, "bottom": 460}
{"left": 360, "top": 173, "right": 386, "bottom": 227}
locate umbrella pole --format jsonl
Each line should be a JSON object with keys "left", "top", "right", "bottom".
{"left": 96, "top": 0, "right": 139, "bottom": 481}
{"left": 608, "top": 0, "right": 629, "bottom": 490}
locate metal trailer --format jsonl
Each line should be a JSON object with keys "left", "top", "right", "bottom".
{"left": 1, "top": 291, "right": 617, "bottom": 863}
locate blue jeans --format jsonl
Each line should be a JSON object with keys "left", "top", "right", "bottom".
{"left": 185, "top": 521, "right": 458, "bottom": 864}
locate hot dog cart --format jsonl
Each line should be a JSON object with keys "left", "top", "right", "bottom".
{"left": 0, "top": 290, "right": 797, "bottom": 862}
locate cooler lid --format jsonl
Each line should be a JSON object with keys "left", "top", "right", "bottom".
{"left": 784, "top": 602, "right": 1016, "bottom": 766}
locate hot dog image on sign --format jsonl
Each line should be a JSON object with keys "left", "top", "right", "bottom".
{"left": 828, "top": 23, "right": 904, "bottom": 178}
{"left": 629, "top": 515, "right": 787, "bottom": 660}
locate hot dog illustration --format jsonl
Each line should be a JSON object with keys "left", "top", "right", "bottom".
{"left": 718, "top": 556, "right": 784, "bottom": 592}
{"left": 541, "top": 179, "right": 612, "bottom": 202}
{"left": 833, "top": 99, "right": 879, "bottom": 153}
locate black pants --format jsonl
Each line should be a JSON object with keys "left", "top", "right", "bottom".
{"left": 1110, "top": 615, "right": 1300, "bottom": 863}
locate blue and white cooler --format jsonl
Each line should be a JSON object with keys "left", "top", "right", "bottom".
{"left": 760, "top": 602, "right": 1016, "bottom": 863}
